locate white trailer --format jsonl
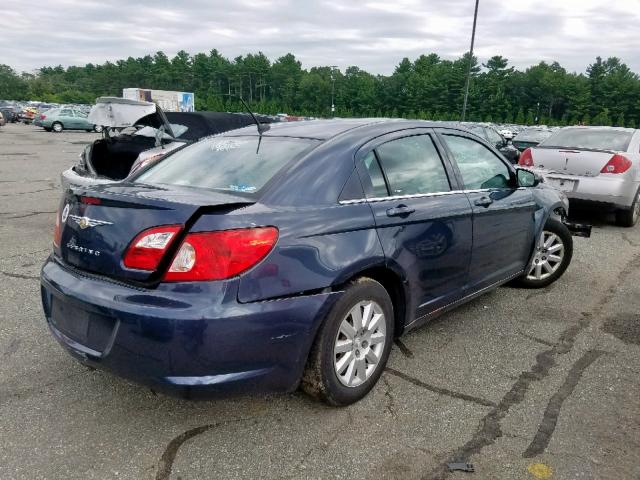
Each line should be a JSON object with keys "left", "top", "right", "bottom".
{"left": 122, "top": 88, "right": 195, "bottom": 112}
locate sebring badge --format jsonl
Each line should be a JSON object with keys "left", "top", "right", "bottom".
{"left": 68, "top": 214, "right": 113, "bottom": 229}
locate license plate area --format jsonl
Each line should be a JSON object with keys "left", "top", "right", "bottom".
{"left": 50, "top": 298, "right": 116, "bottom": 354}
{"left": 546, "top": 177, "right": 577, "bottom": 192}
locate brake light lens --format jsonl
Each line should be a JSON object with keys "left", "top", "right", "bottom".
{"left": 518, "top": 148, "right": 534, "bottom": 167}
{"left": 40, "top": 114, "right": 46, "bottom": 120}
{"left": 164, "top": 227, "right": 278, "bottom": 282}
{"left": 123, "top": 225, "right": 182, "bottom": 270}
{"left": 600, "top": 154, "right": 632, "bottom": 174}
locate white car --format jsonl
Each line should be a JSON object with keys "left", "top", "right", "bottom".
{"left": 519, "top": 126, "right": 640, "bottom": 226}
{"left": 61, "top": 97, "right": 271, "bottom": 191}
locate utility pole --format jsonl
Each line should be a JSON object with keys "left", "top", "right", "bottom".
{"left": 461, "top": 0, "right": 480, "bottom": 121}
{"left": 330, "top": 66, "right": 338, "bottom": 116}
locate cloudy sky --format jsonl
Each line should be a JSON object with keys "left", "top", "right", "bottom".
{"left": 1, "top": 0, "right": 639, "bottom": 75}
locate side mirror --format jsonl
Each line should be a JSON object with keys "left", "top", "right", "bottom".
{"left": 516, "top": 168, "right": 540, "bottom": 187}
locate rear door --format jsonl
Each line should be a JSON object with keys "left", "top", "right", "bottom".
{"left": 355, "top": 129, "right": 473, "bottom": 317}
{"left": 438, "top": 129, "right": 536, "bottom": 290}
{"left": 59, "top": 108, "right": 77, "bottom": 129}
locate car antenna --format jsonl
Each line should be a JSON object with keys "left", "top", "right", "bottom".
{"left": 225, "top": 94, "right": 270, "bottom": 153}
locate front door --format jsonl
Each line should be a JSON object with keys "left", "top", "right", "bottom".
{"left": 356, "top": 131, "right": 473, "bottom": 318}
{"left": 439, "top": 131, "right": 536, "bottom": 291}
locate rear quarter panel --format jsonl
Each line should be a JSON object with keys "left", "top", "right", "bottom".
{"left": 189, "top": 203, "right": 385, "bottom": 303}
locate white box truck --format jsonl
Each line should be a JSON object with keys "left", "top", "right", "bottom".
{"left": 122, "top": 88, "right": 195, "bottom": 112}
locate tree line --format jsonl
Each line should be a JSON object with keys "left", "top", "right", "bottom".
{"left": 1, "top": 50, "right": 639, "bottom": 126}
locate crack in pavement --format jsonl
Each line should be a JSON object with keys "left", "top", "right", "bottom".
{"left": 0, "top": 210, "right": 56, "bottom": 219}
{"left": 621, "top": 233, "right": 640, "bottom": 247}
{"left": 425, "top": 252, "right": 640, "bottom": 480}
{"left": 523, "top": 349, "right": 606, "bottom": 458}
{"left": 1, "top": 271, "right": 40, "bottom": 281}
{"left": 386, "top": 368, "right": 497, "bottom": 408}
{"left": 382, "top": 374, "right": 398, "bottom": 419}
{"left": 518, "top": 331, "right": 557, "bottom": 348}
{"left": 394, "top": 338, "right": 415, "bottom": 358}
{"left": 154, "top": 418, "right": 253, "bottom": 480}
{"left": 0, "top": 187, "right": 57, "bottom": 197}
{"left": 423, "top": 316, "right": 591, "bottom": 480}
{"left": 287, "top": 409, "right": 353, "bottom": 478}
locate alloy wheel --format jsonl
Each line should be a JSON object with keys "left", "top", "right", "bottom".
{"left": 333, "top": 300, "right": 386, "bottom": 387}
{"left": 526, "top": 230, "right": 565, "bottom": 281}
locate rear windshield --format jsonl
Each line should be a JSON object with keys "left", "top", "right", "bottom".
{"left": 135, "top": 135, "right": 320, "bottom": 195}
{"left": 515, "top": 129, "right": 552, "bottom": 142}
{"left": 540, "top": 129, "right": 632, "bottom": 151}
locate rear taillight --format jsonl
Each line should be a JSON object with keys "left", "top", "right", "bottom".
{"left": 40, "top": 114, "right": 45, "bottom": 120}
{"left": 123, "top": 225, "right": 182, "bottom": 270}
{"left": 518, "top": 148, "right": 534, "bottom": 167}
{"left": 164, "top": 227, "right": 278, "bottom": 282}
{"left": 600, "top": 154, "right": 632, "bottom": 174}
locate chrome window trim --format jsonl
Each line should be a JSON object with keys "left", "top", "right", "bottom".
{"left": 338, "top": 187, "right": 529, "bottom": 205}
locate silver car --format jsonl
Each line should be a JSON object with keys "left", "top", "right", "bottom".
{"left": 519, "top": 127, "right": 640, "bottom": 227}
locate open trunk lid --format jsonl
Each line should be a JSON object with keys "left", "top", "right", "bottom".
{"left": 55, "top": 183, "right": 254, "bottom": 283}
{"left": 531, "top": 147, "right": 618, "bottom": 177}
{"left": 89, "top": 97, "right": 175, "bottom": 137}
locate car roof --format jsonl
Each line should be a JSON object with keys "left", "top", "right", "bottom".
{"left": 225, "top": 118, "right": 472, "bottom": 141}
{"left": 560, "top": 126, "right": 637, "bottom": 133}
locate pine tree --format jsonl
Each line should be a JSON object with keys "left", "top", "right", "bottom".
{"left": 515, "top": 108, "right": 525, "bottom": 124}
{"left": 525, "top": 110, "right": 535, "bottom": 125}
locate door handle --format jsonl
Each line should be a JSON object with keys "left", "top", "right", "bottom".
{"left": 474, "top": 196, "right": 493, "bottom": 208}
{"left": 386, "top": 205, "right": 415, "bottom": 217}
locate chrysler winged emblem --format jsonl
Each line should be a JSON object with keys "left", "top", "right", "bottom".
{"left": 68, "top": 214, "right": 113, "bottom": 230}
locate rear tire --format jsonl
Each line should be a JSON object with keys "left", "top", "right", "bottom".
{"left": 94, "top": 125, "right": 103, "bottom": 133}
{"left": 302, "top": 277, "right": 394, "bottom": 406}
{"left": 615, "top": 189, "right": 639, "bottom": 227}
{"left": 515, "top": 218, "right": 573, "bottom": 289}
{"left": 52, "top": 122, "right": 63, "bottom": 133}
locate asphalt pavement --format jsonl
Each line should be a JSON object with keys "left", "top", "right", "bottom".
{"left": 0, "top": 122, "right": 638, "bottom": 480}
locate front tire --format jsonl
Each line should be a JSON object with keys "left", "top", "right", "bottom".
{"left": 516, "top": 218, "right": 573, "bottom": 289}
{"left": 52, "top": 122, "right": 63, "bottom": 132}
{"left": 302, "top": 277, "right": 394, "bottom": 406}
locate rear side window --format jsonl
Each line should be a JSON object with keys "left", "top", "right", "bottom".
{"left": 135, "top": 136, "right": 320, "bottom": 195}
{"left": 60, "top": 109, "right": 72, "bottom": 116}
{"left": 362, "top": 152, "right": 388, "bottom": 197}
{"left": 540, "top": 128, "right": 633, "bottom": 151}
{"left": 375, "top": 135, "right": 450, "bottom": 196}
{"left": 443, "top": 135, "right": 511, "bottom": 189}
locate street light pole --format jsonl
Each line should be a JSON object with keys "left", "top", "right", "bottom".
{"left": 330, "top": 66, "right": 337, "bottom": 116}
{"left": 461, "top": 0, "right": 480, "bottom": 121}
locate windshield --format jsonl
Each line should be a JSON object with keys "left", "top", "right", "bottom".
{"left": 515, "top": 130, "right": 552, "bottom": 142}
{"left": 135, "top": 136, "right": 320, "bottom": 195}
{"left": 540, "top": 128, "right": 632, "bottom": 151}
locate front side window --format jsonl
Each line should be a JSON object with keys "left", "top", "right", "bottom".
{"left": 443, "top": 135, "right": 511, "bottom": 189}
{"left": 374, "top": 135, "right": 450, "bottom": 196}
{"left": 135, "top": 136, "right": 319, "bottom": 196}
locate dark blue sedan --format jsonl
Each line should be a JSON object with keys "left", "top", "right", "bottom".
{"left": 41, "top": 119, "right": 574, "bottom": 405}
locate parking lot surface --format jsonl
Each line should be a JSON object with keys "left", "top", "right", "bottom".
{"left": 1, "top": 122, "right": 639, "bottom": 480}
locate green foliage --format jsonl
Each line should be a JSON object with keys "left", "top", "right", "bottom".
{"left": 3, "top": 52, "right": 640, "bottom": 125}
{"left": 592, "top": 108, "right": 612, "bottom": 126}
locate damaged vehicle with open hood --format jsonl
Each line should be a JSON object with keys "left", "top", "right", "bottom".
{"left": 62, "top": 97, "right": 273, "bottom": 190}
